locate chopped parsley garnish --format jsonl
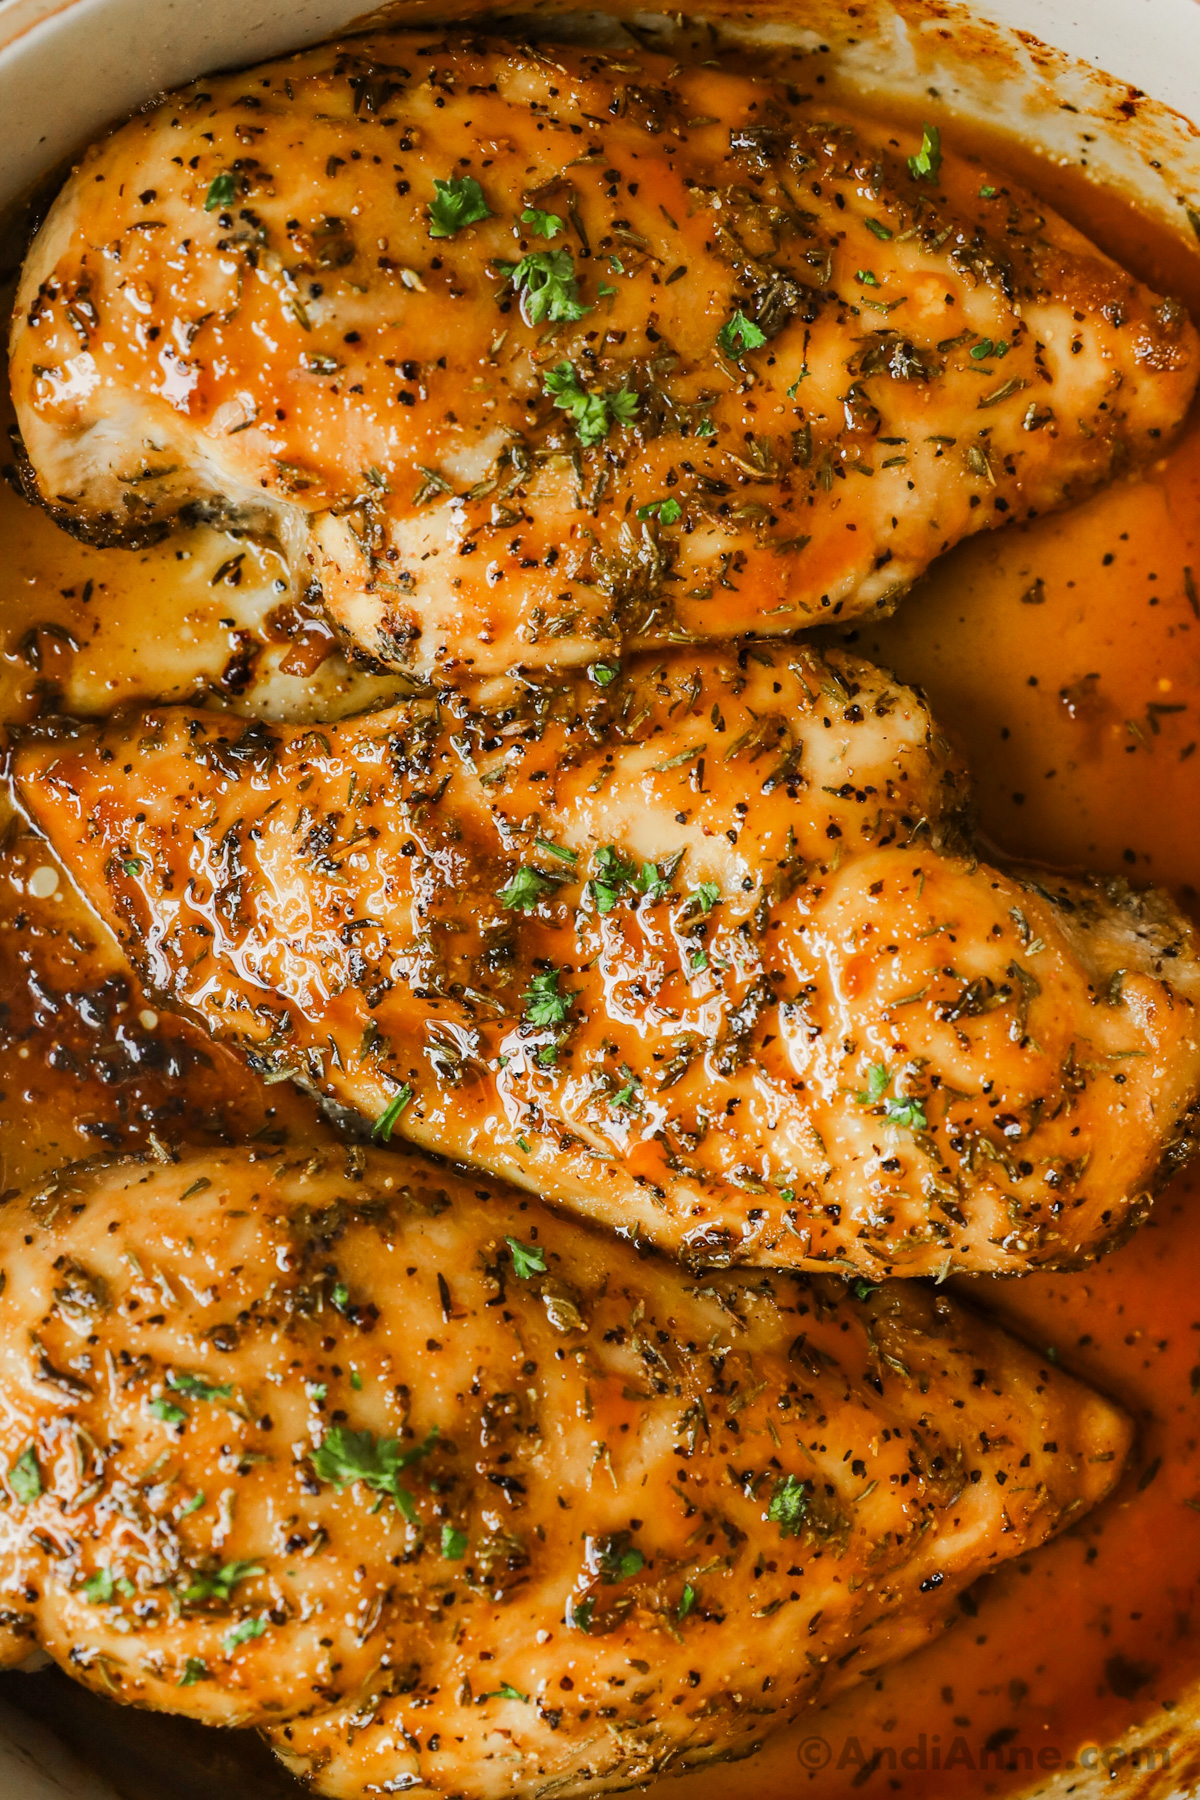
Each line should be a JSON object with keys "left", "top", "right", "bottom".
{"left": 427, "top": 174, "right": 490, "bottom": 238}
{"left": 499, "top": 864, "right": 558, "bottom": 912}
{"left": 9, "top": 1447, "right": 42, "bottom": 1505}
{"left": 850, "top": 1278, "right": 879, "bottom": 1302}
{"left": 204, "top": 172, "right": 236, "bottom": 212}
{"left": 223, "top": 1616, "right": 267, "bottom": 1654}
{"left": 179, "top": 1658, "right": 208, "bottom": 1686}
{"left": 677, "top": 1582, "right": 696, "bottom": 1619}
{"left": 312, "top": 1424, "right": 438, "bottom": 1523}
{"left": 523, "top": 967, "right": 575, "bottom": 1026}
{"left": 544, "top": 361, "right": 638, "bottom": 446}
{"left": 122, "top": 858, "right": 142, "bottom": 876}
{"left": 521, "top": 206, "right": 564, "bottom": 239}
{"left": 637, "top": 855, "right": 679, "bottom": 903}
{"left": 83, "top": 1568, "right": 115, "bottom": 1604}
{"left": 588, "top": 662, "right": 619, "bottom": 686}
{"left": 767, "top": 1473, "right": 810, "bottom": 1537}
{"left": 695, "top": 415, "right": 716, "bottom": 437}
{"left": 481, "top": 1683, "right": 529, "bottom": 1702}
{"left": 908, "top": 122, "right": 942, "bottom": 183}
{"left": 182, "top": 1560, "right": 264, "bottom": 1604}
{"left": 506, "top": 1236, "right": 547, "bottom": 1279}
{"left": 168, "top": 1370, "right": 234, "bottom": 1403}
{"left": 498, "top": 249, "right": 590, "bottom": 325}
{"left": 970, "top": 337, "right": 1008, "bottom": 360}
{"left": 688, "top": 949, "right": 709, "bottom": 972}
{"left": 570, "top": 1595, "right": 596, "bottom": 1630}
{"left": 865, "top": 217, "right": 893, "bottom": 240}
{"left": 331, "top": 1283, "right": 350, "bottom": 1312}
{"left": 855, "top": 1063, "right": 928, "bottom": 1131}
{"left": 589, "top": 844, "right": 637, "bottom": 913}
{"left": 717, "top": 311, "right": 767, "bottom": 358}
{"left": 857, "top": 269, "right": 880, "bottom": 286}
{"left": 611, "top": 1070, "right": 640, "bottom": 1111}
{"left": 537, "top": 1044, "right": 558, "bottom": 1067}
{"left": 149, "top": 1396, "right": 187, "bottom": 1426}
{"left": 372, "top": 1083, "right": 413, "bottom": 1140}
{"left": 441, "top": 1524, "right": 468, "bottom": 1559}
{"left": 590, "top": 1530, "right": 645, "bottom": 1582}
{"left": 689, "top": 882, "right": 721, "bottom": 916}
{"left": 636, "top": 496, "right": 682, "bottom": 525}
{"left": 980, "top": 184, "right": 997, "bottom": 198}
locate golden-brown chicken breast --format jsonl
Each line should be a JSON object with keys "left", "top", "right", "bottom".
{"left": 0, "top": 1145, "right": 1130, "bottom": 1798}
{"left": 12, "top": 644, "right": 1200, "bottom": 1279}
{"left": 9, "top": 33, "right": 1198, "bottom": 679}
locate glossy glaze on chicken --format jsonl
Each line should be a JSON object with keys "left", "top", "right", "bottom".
{"left": 14, "top": 643, "right": 1200, "bottom": 1280}
{"left": 0, "top": 1146, "right": 1130, "bottom": 1796}
{"left": 9, "top": 32, "right": 1198, "bottom": 680}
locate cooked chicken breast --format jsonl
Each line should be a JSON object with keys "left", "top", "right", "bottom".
{"left": 13, "top": 643, "right": 1200, "bottom": 1279}
{"left": 9, "top": 33, "right": 1197, "bottom": 680}
{"left": 0, "top": 1145, "right": 1129, "bottom": 1797}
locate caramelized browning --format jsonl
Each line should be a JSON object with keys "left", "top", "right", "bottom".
{"left": 12, "top": 644, "right": 1200, "bottom": 1278}
{"left": 9, "top": 33, "right": 1197, "bottom": 679}
{"left": 0, "top": 1146, "right": 1130, "bottom": 1796}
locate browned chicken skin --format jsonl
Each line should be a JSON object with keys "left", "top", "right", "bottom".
{"left": 0, "top": 1146, "right": 1130, "bottom": 1797}
{"left": 9, "top": 33, "right": 1198, "bottom": 679}
{"left": 13, "top": 644, "right": 1200, "bottom": 1279}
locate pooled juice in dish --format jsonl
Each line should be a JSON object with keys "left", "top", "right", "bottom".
{"left": 0, "top": 63, "right": 1198, "bottom": 1800}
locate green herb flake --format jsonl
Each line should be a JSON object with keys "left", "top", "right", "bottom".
{"left": 908, "top": 123, "right": 943, "bottom": 183}
{"left": 223, "top": 1616, "right": 267, "bottom": 1654}
{"left": 149, "top": 1396, "right": 188, "bottom": 1426}
{"left": 856, "top": 268, "right": 880, "bottom": 287}
{"left": 312, "top": 1423, "right": 438, "bottom": 1522}
{"left": 636, "top": 496, "right": 682, "bottom": 525}
{"left": 350, "top": 1370, "right": 363, "bottom": 1391}
{"left": 499, "top": 865, "right": 558, "bottom": 913}
{"left": 589, "top": 662, "right": 619, "bottom": 687}
{"left": 717, "top": 311, "right": 767, "bottom": 359}
{"left": 178, "top": 1658, "right": 209, "bottom": 1687}
{"left": 980, "top": 184, "right": 998, "bottom": 198}
{"left": 543, "top": 361, "right": 638, "bottom": 446}
{"left": 590, "top": 844, "right": 636, "bottom": 913}
{"left": 371, "top": 1084, "right": 413, "bottom": 1141}
{"left": 689, "top": 882, "right": 720, "bottom": 915}
{"left": 865, "top": 218, "right": 893, "bottom": 240}
{"left": 767, "top": 1473, "right": 809, "bottom": 1538}
{"left": 499, "top": 249, "right": 590, "bottom": 325}
{"left": 521, "top": 207, "right": 564, "bottom": 239}
{"left": 122, "top": 858, "right": 142, "bottom": 877}
{"left": 427, "top": 174, "right": 490, "bottom": 239}
{"left": 482, "top": 1683, "right": 529, "bottom": 1703}
{"left": 523, "top": 968, "right": 575, "bottom": 1026}
{"left": 677, "top": 1582, "right": 696, "bottom": 1620}
{"left": 441, "top": 1524, "right": 468, "bottom": 1560}
{"left": 9, "top": 1447, "right": 42, "bottom": 1505}
{"left": 167, "top": 1370, "right": 234, "bottom": 1403}
{"left": 83, "top": 1568, "right": 115, "bottom": 1604}
{"left": 506, "top": 1237, "right": 547, "bottom": 1279}
{"left": 204, "top": 172, "right": 236, "bottom": 212}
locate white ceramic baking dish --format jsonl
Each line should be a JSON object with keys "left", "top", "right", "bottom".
{"left": 0, "top": 0, "right": 1197, "bottom": 1795}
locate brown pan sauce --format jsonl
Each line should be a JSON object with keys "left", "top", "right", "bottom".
{"left": 0, "top": 100, "right": 1198, "bottom": 1800}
